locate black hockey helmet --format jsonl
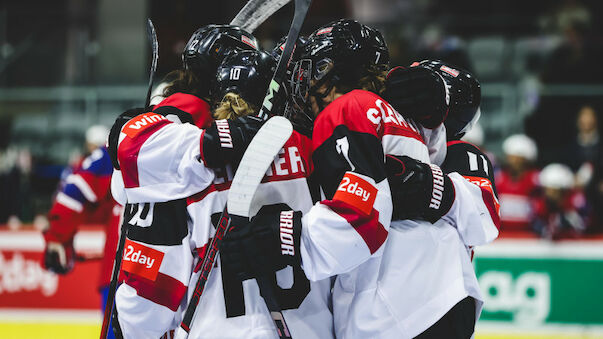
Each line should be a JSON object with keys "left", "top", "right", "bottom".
{"left": 415, "top": 60, "right": 481, "bottom": 140}
{"left": 211, "top": 50, "right": 279, "bottom": 111}
{"left": 182, "top": 25, "right": 259, "bottom": 80}
{"left": 291, "top": 19, "right": 389, "bottom": 114}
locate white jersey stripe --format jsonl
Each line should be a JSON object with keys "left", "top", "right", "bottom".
{"left": 66, "top": 174, "right": 98, "bottom": 202}
{"left": 56, "top": 192, "right": 84, "bottom": 212}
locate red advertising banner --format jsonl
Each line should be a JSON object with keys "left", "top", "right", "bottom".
{"left": 0, "top": 229, "right": 104, "bottom": 310}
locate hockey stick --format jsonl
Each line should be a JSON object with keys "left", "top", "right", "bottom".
{"left": 231, "top": 0, "right": 292, "bottom": 32}
{"left": 144, "top": 19, "right": 159, "bottom": 108}
{"left": 99, "top": 19, "right": 158, "bottom": 339}
{"left": 99, "top": 220, "right": 129, "bottom": 339}
{"left": 175, "top": 117, "right": 293, "bottom": 339}
{"left": 257, "top": 0, "right": 311, "bottom": 121}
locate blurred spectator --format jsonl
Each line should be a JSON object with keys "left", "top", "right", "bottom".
{"left": 0, "top": 148, "right": 32, "bottom": 226}
{"left": 496, "top": 134, "right": 540, "bottom": 233}
{"left": 41, "top": 124, "right": 121, "bottom": 339}
{"left": 532, "top": 163, "right": 589, "bottom": 239}
{"left": 565, "top": 106, "right": 599, "bottom": 186}
{"left": 415, "top": 24, "right": 472, "bottom": 72}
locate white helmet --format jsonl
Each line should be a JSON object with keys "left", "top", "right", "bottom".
{"left": 502, "top": 134, "right": 537, "bottom": 161}
{"left": 539, "top": 163, "right": 574, "bottom": 189}
{"left": 85, "top": 125, "right": 109, "bottom": 147}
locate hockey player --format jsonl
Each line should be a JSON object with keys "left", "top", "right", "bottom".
{"left": 383, "top": 60, "right": 500, "bottom": 337}
{"left": 108, "top": 24, "right": 261, "bottom": 203}
{"left": 220, "top": 19, "right": 496, "bottom": 339}
{"left": 384, "top": 59, "right": 500, "bottom": 243}
{"left": 42, "top": 124, "right": 122, "bottom": 339}
{"left": 110, "top": 37, "right": 334, "bottom": 337}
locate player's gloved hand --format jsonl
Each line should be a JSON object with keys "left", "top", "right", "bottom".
{"left": 43, "top": 240, "right": 75, "bottom": 274}
{"left": 220, "top": 204, "right": 303, "bottom": 281}
{"left": 201, "top": 116, "right": 263, "bottom": 168}
{"left": 108, "top": 107, "right": 147, "bottom": 170}
{"left": 385, "top": 155, "right": 455, "bottom": 223}
{"left": 382, "top": 66, "right": 449, "bottom": 129}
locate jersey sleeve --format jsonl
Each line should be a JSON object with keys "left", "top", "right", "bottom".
{"left": 300, "top": 90, "right": 392, "bottom": 281}
{"left": 440, "top": 141, "right": 500, "bottom": 246}
{"left": 115, "top": 94, "right": 215, "bottom": 203}
{"left": 44, "top": 147, "right": 113, "bottom": 244}
{"left": 115, "top": 199, "right": 193, "bottom": 338}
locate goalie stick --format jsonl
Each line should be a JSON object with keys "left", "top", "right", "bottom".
{"left": 177, "top": 1, "right": 312, "bottom": 337}
{"left": 99, "top": 18, "right": 159, "bottom": 339}
{"left": 175, "top": 117, "right": 293, "bottom": 339}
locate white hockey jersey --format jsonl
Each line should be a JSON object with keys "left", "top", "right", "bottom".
{"left": 299, "top": 90, "right": 497, "bottom": 338}
{"left": 111, "top": 95, "right": 334, "bottom": 339}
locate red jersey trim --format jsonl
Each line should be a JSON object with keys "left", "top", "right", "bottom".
{"left": 119, "top": 119, "right": 172, "bottom": 188}
{"left": 321, "top": 199, "right": 387, "bottom": 254}
{"left": 154, "top": 93, "right": 213, "bottom": 129}
{"left": 123, "top": 272, "right": 187, "bottom": 312}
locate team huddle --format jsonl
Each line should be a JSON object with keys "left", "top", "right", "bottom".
{"left": 104, "top": 18, "right": 498, "bottom": 339}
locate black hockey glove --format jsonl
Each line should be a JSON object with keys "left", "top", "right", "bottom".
{"left": 385, "top": 155, "right": 455, "bottom": 223}
{"left": 201, "top": 116, "right": 263, "bottom": 168}
{"left": 220, "top": 204, "right": 303, "bottom": 281}
{"left": 43, "top": 241, "right": 75, "bottom": 275}
{"left": 382, "top": 66, "right": 449, "bottom": 129}
{"left": 108, "top": 107, "right": 147, "bottom": 170}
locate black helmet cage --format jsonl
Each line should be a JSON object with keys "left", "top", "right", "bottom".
{"left": 182, "top": 25, "right": 259, "bottom": 79}
{"left": 291, "top": 19, "right": 390, "bottom": 118}
{"left": 415, "top": 60, "right": 481, "bottom": 139}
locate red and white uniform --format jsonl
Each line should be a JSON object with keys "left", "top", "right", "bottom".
{"left": 495, "top": 169, "right": 540, "bottom": 232}
{"left": 111, "top": 95, "right": 334, "bottom": 338}
{"left": 44, "top": 146, "right": 121, "bottom": 290}
{"left": 299, "top": 90, "right": 497, "bottom": 338}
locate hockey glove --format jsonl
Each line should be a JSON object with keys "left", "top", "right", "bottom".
{"left": 43, "top": 241, "right": 75, "bottom": 274}
{"left": 220, "top": 204, "right": 303, "bottom": 281}
{"left": 382, "top": 66, "right": 449, "bottom": 129}
{"left": 385, "top": 155, "right": 455, "bottom": 223}
{"left": 201, "top": 116, "right": 263, "bottom": 168}
{"left": 108, "top": 107, "right": 147, "bottom": 170}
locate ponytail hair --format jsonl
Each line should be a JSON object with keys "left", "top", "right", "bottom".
{"left": 213, "top": 92, "right": 257, "bottom": 120}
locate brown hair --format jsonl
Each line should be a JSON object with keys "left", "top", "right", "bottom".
{"left": 161, "top": 69, "right": 208, "bottom": 100}
{"left": 334, "top": 64, "right": 388, "bottom": 95}
{"left": 213, "top": 92, "right": 257, "bottom": 120}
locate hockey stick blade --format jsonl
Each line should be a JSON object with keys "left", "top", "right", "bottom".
{"left": 230, "top": 0, "right": 292, "bottom": 33}
{"left": 144, "top": 18, "right": 159, "bottom": 108}
{"left": 175, "top": 117, "right": 293, "bottom": 339}
{"left": 257, "top": 0, "right": 312, "bottom": 120}
{"left": 228, "top": 116, "right": 293, "bottom": 216}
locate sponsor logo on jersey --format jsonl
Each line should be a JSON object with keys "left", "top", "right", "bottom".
{"left": 121, "top": 239, "right": 164, "bottom": 281}
{"left": 241, "top": 35, "right": 257, "bottom": 49}
{"left": 279, "top": 210, "right": 295, "bottom": 256}
{"left": 316, "top": 27, "right": 333, "bottom": 35}
{"left": 123, "top": 113, "right": 169, "bottom": 138}
{"left": 428, "top": 164, "right": 445, "bottom": 209}
{"left": 439, "top": 65, "right": 459, "bottom": 77}
{"left": 215, "top": 119, "right": 234, "bottom": 148}
{"left": 333, "top": 172, "right": 378, "bottom": 215}
{"left": 464, "top": 175, "right": 500, "bottom": 215}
